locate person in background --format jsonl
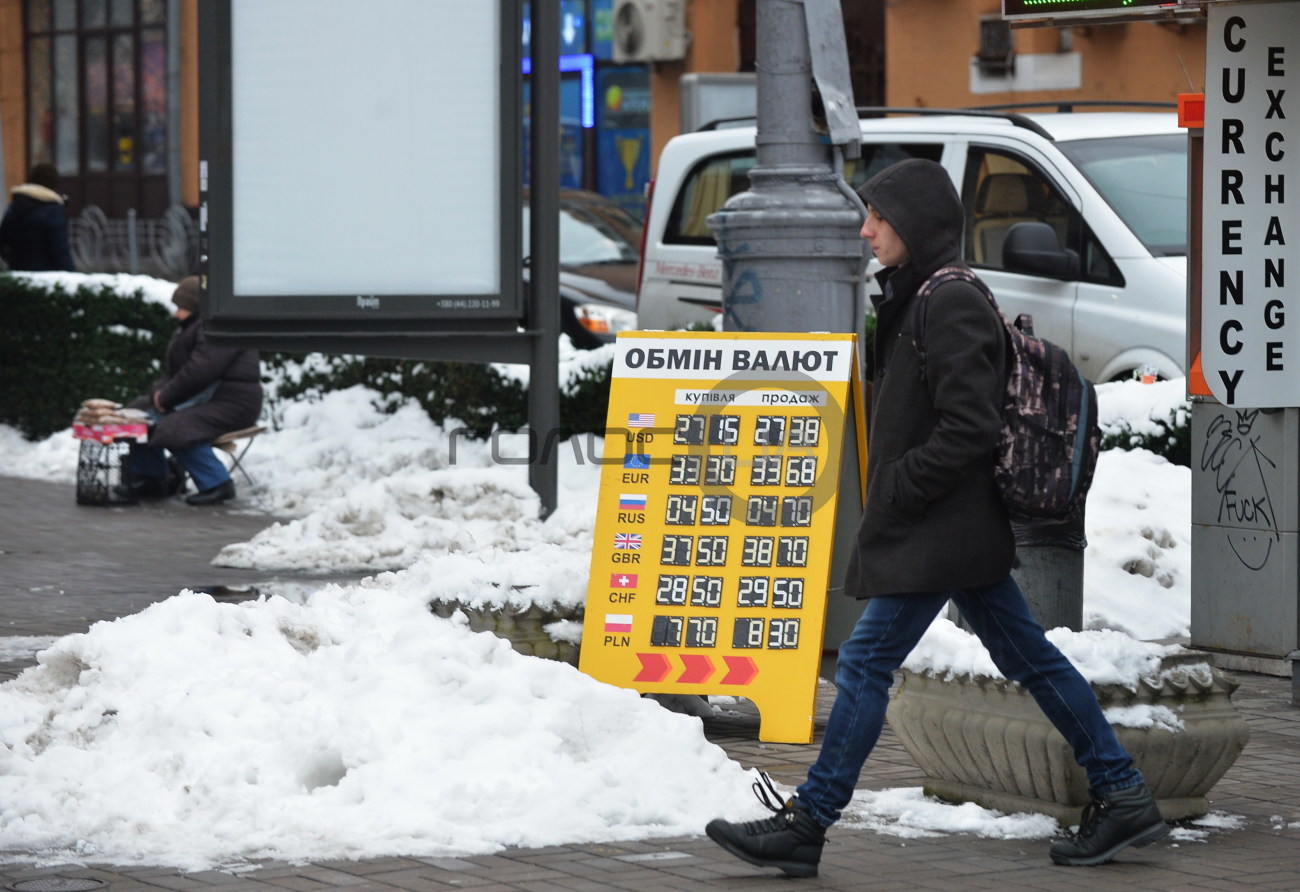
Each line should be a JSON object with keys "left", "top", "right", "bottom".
{"left": 120, "top": 276, "right": 262, "bottom": 506}
{"left": 704, "top": 159, "right": 1167, "bottom": 878}
{"left": 0, "top": 163, "right": 76, "bottom": 272}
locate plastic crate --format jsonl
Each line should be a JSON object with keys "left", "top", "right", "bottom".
{"left": 76, "top": 439, "right": 137, "bottom": 506}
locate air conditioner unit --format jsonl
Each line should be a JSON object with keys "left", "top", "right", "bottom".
{"left": 613, "top": 0, "right": 687, "bottom": 63}
{"left": 976, "top": 16, "right": 1016, "bottom": 75}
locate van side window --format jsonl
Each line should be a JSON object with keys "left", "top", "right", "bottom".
{"left": 843, "top": 142, "right": 943, "bottom": 189}
{"left": 665, "top": 152, "right": 756, "bottom": 245}
{"left": 961, "top": 146, "right": 1123, "bottom": 286}
{"left": 663, "top": 143, "right": 942, "bottom": 246}
{"left": 1082, "top": 225, "right": 1124, "bottom": 285}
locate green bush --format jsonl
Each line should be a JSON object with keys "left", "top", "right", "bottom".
{"left": 0, "top": 270, "right": 616, "bottom": 444}
{"left": 0, "top": 274, "right": 173, "bottom": 439}
{"left": 1101, "top": 407, "right": 1191, "bottom": 467}
{"left": 262, "top": 352, "right": 613, "bottom": 442}
{"left": 2, "top": 270, "right": 1189, "bottom": 467}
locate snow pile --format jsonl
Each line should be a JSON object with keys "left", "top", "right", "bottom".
{"left": 0, "top": 273, "right": 1212, "bottom": 869}
{"left": 0, "top": 588, "right": 757, "bottom": 870}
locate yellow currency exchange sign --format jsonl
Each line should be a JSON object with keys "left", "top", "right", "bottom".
{"left": 579, "top": 331, "right": 865, "bottom": 743}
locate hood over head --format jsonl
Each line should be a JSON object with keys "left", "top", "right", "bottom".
{"left": 856, "top": 159, "right": 962, "bottom": 276}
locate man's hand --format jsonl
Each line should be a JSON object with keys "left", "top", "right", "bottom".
{"left": 152, "top": 391, "right": 165, "bottom": 413}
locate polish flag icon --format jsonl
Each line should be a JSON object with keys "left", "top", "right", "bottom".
{"left": 609, "top": 573, "right": 638, "bottom": 589}
{"left": 604, "top": 614, "right": 633, "bottom": 633}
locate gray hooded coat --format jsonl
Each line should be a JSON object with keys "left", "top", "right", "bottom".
{"left": 850, "top": 159, "right": 1015, "bottom": 597}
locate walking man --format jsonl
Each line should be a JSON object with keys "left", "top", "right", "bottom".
{"left": 705, "top": 159, "right": 1167, "bottom": 877}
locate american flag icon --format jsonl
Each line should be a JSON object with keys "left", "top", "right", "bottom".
{"left": 614, "top": 533, "right": 642, "bottom": 550}
{"left": 628, "top": 412, "right": 656, "bottom": 428}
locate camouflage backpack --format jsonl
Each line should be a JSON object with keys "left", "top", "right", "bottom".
{"left": 909, "top": 266, "right": 1101, "bottom": 520}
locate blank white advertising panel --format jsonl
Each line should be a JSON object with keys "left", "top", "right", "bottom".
{"left": 229, "top": 0, "right": 501, "bottom": 298}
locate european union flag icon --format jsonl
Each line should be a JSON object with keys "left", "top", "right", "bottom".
{"left": 623, "top": 453, "right": 651, "bottom": 470}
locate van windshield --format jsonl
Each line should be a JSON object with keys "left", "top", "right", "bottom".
{"left": 522, "top": 200, "right": 640, "bottom": 266}
{"left": 1057, "top": 133, "right": 1187, "bottom": 256}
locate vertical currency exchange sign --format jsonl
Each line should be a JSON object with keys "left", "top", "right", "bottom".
{"left": 1201, "top": 1, "right": 1300, "bottom": 407}
{"left": 579, "top": 332, "right": 865, "bottom": 743}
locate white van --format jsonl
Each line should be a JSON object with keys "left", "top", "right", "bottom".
{"left": 636, "top": 109, "right": 1188, "bottom": 383}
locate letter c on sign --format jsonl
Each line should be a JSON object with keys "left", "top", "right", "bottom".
{"left": 1220, "top": 319, "right": 1244, "bottom": 355}
{"left": 1225, "top": 16, "right": 1246, "bottom": 52}
{"left": 1266, "top": 132, "right": 1285, "bottom": 163}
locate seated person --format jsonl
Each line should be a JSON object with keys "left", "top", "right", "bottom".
{"left": 121, "top": 276, "right": 262, "bottom": 506}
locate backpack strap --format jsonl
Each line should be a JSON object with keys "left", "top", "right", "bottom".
{"left": 909, "top": 266, "right": 999, "bottom": 381}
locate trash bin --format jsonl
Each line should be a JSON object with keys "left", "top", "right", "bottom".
{"left": 1011, "top": 503, "right": 1086, "bottom": 632}
{"left": 948, "top": 503, "right": 1086, "bottom": 633}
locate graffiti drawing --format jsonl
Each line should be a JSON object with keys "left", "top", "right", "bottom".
{"left": 1200, "top": 410, "right": 1280, "bottom": 570}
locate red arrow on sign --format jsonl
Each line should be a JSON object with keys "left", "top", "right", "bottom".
{"left": 678, "top": 654, "right": 716, "bottom": 684}
{"left": 633, "top": 652, "right": 672, "bottom": 683}
{"left": 721, "top": 656, "right": 759, "bottom": 685}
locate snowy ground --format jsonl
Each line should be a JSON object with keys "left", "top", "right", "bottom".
{"left": 0, "top": 273, "right": 1222, "bottom": 870}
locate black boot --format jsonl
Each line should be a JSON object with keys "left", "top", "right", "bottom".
{"left": 166, "top": 457, "right": 189, "bottom": 495}
{"left": 185, "top": 479, "right": 236, "bottom": 506}
{"left": 1050, "top": 784, "right": 1168, "bottom": 866}
{"left": 113, "top": 475, "right": 168, "bottom": 499}
{"left": 705, "top": 772, "right": 825, "bottom": 878}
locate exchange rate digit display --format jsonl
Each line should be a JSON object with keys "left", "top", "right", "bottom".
{"left": 579, "top": 332, "right": 865, "bottom": 743}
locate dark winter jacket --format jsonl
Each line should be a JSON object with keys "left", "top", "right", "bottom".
{"left": 0, "top": 184, "right": 75, "bottom": 272}
{"left": 850, "top": 158, "right": 1014, "bottom": 597}
{"left": 128, "top": 314, "right": 262, "bottom": 451}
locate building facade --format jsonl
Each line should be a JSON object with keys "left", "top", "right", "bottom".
{"left": 0, "top": 0, "right": 654, "bottom": 274}
{"left": 0, "top": 0, "right": 1207, "bottom": 275}
{"left": 1, "top": 0, "right": 199, "bottom": 217}
{"left": 652, "top": 0, "right": 1206, "bottom": 174}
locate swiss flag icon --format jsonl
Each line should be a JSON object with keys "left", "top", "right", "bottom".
{"left": 609, "top": 573, "right": 638, "bottom": 589}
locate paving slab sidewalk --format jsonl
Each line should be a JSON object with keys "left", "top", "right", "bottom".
{"left": 1, "top": 474, "right": 1298, "bottom": 890}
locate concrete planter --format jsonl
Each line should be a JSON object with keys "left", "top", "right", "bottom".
{"left": 885, "top": 655, "right": 1249, "bottom": 824}
{"left": 429, "top": 598, "right": 583, "bottom": 666}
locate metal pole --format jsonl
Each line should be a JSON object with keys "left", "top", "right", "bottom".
{"left": 707, "top": 0, "right": 866, "bottom": 659}
{"left": 166, "top": 0, "right": 182, "bottom": 210}
{"left": 706, "top": 0, "right": 864, "bottom": 334}
{"left": 127, "top": 208, "right": 140, "bottom": 274}
{"left": 528, "top": 0, "right": 560, "bottom": 518}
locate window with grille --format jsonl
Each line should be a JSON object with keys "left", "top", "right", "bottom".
{"left": 24, "top": 0, "right": 169, "bottom": 215}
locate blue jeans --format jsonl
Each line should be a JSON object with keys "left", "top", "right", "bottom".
{"left": 130, "top": 439, "right": 230, "bottom": 492}
{"left": 795, "top": 574, "right": 1143, "bottom": 828}
{"left": 129, "top": 384, "right": 231, "bottom": 492}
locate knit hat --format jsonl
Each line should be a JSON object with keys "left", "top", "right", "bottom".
{"left": 172, "top": 276, "right": 201, "bottom": 312}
